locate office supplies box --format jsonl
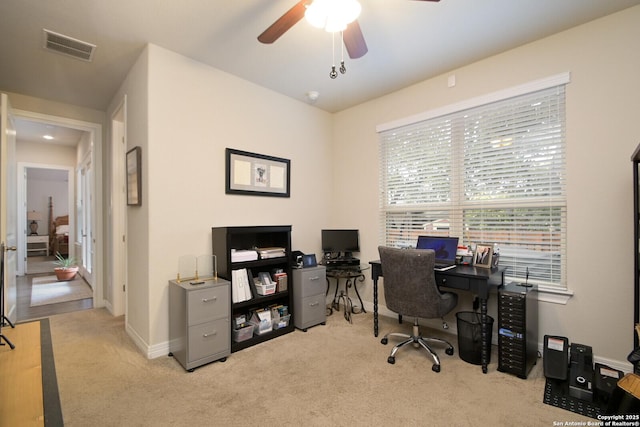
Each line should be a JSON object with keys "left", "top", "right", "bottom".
{"left": 249, "top": 309, "right": 273, "bottom": 335}
{"left": 273, "top": 314, "right": 291, "bottom": 330}
{"left": 233, "top": 323, "right": 254, "bottom": 343}
{"left": 274, "top": 272, "right": 288, "bottom": 292}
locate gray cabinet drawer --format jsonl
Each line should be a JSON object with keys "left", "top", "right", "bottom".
{"left": 297, "top": 267, "right": 326, "bottom": 298}
{"left": 295, "top": 295, "right": 325, "bottom": 329}
{"left": 188, "top": 318, "right": 230, "bottom": 362}
{"left": 188, "top": 286, "right": 229, "bottom": 325}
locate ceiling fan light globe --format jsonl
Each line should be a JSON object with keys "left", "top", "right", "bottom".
{"left": 325, "top": 18, "right": 347, "bottom": 33}
{"left": 305, "top": 4, "right": 327, "bottom": 29}
{"left": 305, "top": 0, "right": 361, "bottom": 32}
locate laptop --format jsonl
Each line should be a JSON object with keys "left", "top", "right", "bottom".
{"left": 416, "top": 236, "right": 459, "bottom": 271}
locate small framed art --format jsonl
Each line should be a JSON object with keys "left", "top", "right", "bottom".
{"left": 474, "top": 243, "right": 494, "bottom": 268}
{"left": 126, "top": 146, "right": 141, "bottom": 206}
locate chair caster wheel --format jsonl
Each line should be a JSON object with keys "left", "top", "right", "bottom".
{"left": 445, "top": 347, "right": 454, "bottom": 356}
{"left": 220, "top": 357, "right": 227, "bottom": 362}
{"left": 387, "top": 356, "right": 395, "bottom": 364}
{"left": 432, "top": 364, "right": 441, "bottom": 373}
{"left": 381, "top": 337, "right": 388, "bottom": 345}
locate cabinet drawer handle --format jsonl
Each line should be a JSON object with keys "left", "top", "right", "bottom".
{"left": 309, "top": 276, "right": 320, "bottom": 281}
{"left": 203, "top": 331, "right": 217, "bottom": 338}
{"left": 309, "top": 302, "right": 319, "bottom": 307}
{"left": 202, "top": 297, "right": 217, "bottom": 303}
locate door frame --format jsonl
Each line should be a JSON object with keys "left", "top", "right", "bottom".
{"left": 17, "top": 163, "right": 74, "bottom": 276}
{"left": 13, "top": 108, "right": 103, "bottom": 307}
{"left": 109, "top": 96, "right": 127, "bottom": 317}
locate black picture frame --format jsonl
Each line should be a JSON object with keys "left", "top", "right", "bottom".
{"left": 225, "top": 148, "right": 290, "bottom": 197}
{"left": 126, "top": 146, "right": 141, "bottom": 206}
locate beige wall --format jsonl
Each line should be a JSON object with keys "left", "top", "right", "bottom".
{"left": 111, "top": 44, "right": 334, "bottom": 351}
{"left": 333, "top": 6, "right": 640, "bottom": 366}
{"left": 7, "top": 6, "right": 638, "bottom": 369}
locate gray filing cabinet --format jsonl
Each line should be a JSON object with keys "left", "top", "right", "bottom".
{"left": 292, "top": 266, "right": 326, "bottom": 331}
{"left": 169, "top": 278, "right": 230, "bottom": 371}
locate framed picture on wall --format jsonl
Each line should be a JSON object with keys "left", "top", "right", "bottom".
{"left": 225, "top": 148, "right": 290, "bottom": 197}
{"left": 126, "top": 146, "right": 141, "bottom": 206}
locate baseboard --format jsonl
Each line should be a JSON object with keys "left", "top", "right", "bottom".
{"left": 366, "top": 302, "right": 633, "bottom": 373}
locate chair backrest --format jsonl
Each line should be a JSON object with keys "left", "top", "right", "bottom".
{"left": 378, "top": 246, "right": 454, "bottom": 319}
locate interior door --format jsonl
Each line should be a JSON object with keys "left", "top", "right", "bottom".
{"left": 1, "top": 93, "right": 18, "bottom": 323}
{"left": 77, "top": 156, "right": 93, "bottom": 285}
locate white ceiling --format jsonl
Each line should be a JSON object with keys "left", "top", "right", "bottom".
{"left": 1, "top": 0, "right": 638, "bottom": 116}
{"left": 14, "top": 118, "right": 85, "bottom": 147}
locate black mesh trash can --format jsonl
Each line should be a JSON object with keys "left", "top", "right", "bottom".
{"left": 456, "top": 311, "right": 494, "bottom": 365}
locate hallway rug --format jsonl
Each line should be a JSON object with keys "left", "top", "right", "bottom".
{"left": 30, "top": 275, "right": 93, "bottom": 307}
{"left": 0, "top": 318, "right": 62, "bottom": 426}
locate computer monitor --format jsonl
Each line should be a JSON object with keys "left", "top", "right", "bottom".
{"left": 321, "top": 229, "right": 359, "bottom": 258}
{"left": 416, "top": 235, "right": 459, "bottom": 266}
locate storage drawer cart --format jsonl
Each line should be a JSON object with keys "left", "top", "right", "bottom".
{"left": 292, "top": 266, "right": 326, "bottom": 332}
{"left": 169, "top": 278, "right": 230, "bottom": 371}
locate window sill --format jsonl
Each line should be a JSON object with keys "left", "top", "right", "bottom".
{"left": 537, "top": 286, "right": 574, "bottom": 305}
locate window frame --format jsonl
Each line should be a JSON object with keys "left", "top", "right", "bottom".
{"left": 377, "top": 73, "right": 571, "bottom": 293}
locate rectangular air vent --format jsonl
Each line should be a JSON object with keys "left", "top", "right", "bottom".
{"left": 43, "top": 29, "right": 96, "bottom": 62}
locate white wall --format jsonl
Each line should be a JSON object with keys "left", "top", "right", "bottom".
{"left": 332, "top": 6, "right": 640, "bottom": 367}
{"left": 110, "top": 44, "right": 334, "bottom": 352}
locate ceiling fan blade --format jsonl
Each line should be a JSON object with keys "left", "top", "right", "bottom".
{"left": 343, "top": 20, "right": 368, "bottom": 59}
{"left": 258, "top": 1, "right": 308, "bottom": 44}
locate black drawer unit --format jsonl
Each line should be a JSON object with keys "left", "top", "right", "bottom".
{"left": 498, "top": 282, "right": 538, "bottom": 379}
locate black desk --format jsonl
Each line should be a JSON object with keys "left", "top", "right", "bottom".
{"left": 369, "top": 260, "right": 504, "bottom": 374}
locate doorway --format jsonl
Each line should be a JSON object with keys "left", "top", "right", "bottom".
{"left": 12, "top": 108, "right": 103, "bottom": 321}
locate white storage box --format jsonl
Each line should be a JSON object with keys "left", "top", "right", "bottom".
{"left": 255, "top": 282, "right": 276, "bottom": 295}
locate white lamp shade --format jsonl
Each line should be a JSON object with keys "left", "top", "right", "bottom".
{"left": 27, "top": 211, "right": 43, "bottom": 221}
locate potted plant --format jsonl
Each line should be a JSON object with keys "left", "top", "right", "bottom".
{"left": 54, "top": 252, "right": 79, "bottom": 281}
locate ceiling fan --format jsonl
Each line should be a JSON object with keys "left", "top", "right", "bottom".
{"left": 257, "top": 0, "right": 441, "bottom": 60}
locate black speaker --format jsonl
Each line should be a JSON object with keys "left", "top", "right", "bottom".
{"left": 568, "top": 343, "right": 594, "bottom": 401}
{"left": 544, "top": 335, "right": 569, "bottom": 380}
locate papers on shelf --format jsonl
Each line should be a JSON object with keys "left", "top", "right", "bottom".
{"left": 231, "top": 249, "right": 258, "bottom": 263}
{"left": 231, "top": 268, "right": 253, "bottom": 303}
{"left": 257, "top": 247, "right": 286, "bottom": 259}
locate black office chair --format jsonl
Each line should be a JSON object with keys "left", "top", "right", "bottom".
{"left": 378, "top": 246, "right": 458, "bottom": 372}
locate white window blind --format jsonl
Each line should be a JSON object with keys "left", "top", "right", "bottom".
{"left": 378, "top": 84, "right": 567, "bottom": 290}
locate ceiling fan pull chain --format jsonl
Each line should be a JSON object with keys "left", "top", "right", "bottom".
{"left": 330, "top": 31, "right": 338, "bottom": 79}
{"left": 340, "top": 31, "right": 347, "bottom": 74}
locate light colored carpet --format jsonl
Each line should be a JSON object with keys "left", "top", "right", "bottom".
{"left": 30, "top": 276, "right": 93, "bottom": 307}
{"left": 48, "top": 308, "right": 593, "bottom": 426}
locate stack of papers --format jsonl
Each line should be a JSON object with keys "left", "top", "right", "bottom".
{"left": 231, "top": 249, "right": 258, "bottom": 263}
{"left": 257, "top": 247, "right": 286, "bottom": 259}
{"left": 231, "top": 269, "right": 252, "bottom": 303}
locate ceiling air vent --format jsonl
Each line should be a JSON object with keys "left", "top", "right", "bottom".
{"left": 43, "top": 29, "right": 96, "bottom": 62}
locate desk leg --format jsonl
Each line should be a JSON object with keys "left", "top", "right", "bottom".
{"left": 332, "top": 278, "right": 341, "bottom": 312}
{"left": 350, "top": 274, "right": 366, "bottom": 314}
{"left": 480, "top": 298, "right": 489, "bottom": 374}
{"left": 372, "top": 277, "right": 379, "bottom": 337}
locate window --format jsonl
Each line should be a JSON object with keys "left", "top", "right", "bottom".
{"left": 377, "top": 74, "right": 569, "bottom": 291}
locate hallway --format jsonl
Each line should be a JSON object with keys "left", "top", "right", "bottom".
{"left": 17, "top": 256, "right": 93, "bottom": 322}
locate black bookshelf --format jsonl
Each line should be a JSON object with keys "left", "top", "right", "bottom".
{"left": 212, "top": 225, "right": 294, "bottom": 352}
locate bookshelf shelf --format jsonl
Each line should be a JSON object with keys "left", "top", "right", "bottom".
{"left": 212, "top": 225, "right": 294, "bottom": 353}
